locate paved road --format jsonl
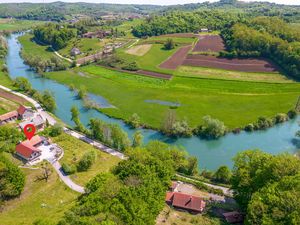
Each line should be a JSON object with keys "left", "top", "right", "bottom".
{"left": 176, "top": 174, "right": 233, "bottom": 196}
{"left": 52, "top": 161, "right": 85, "bottom": 193}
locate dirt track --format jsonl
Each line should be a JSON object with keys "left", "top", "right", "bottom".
{"left": 137, "top": 70, "right": 172, "bottom": 80}
{"left": 159, "top": 45, "right": 192, "bottom": 70}
{"left": 182, "top": 55, "right": 278, "bottom": 73}
{"left": 193, "top": 35, "right": 225, "bottom": 52}
{"left": 160, "top": 33, "right": 197, "bottom": 38}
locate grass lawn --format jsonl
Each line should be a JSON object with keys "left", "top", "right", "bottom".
{"left": 156, "top": 206, "right": 227, "bottom": 225}
{"left": 117, "top": 44, "right": 178, "bottom": 74}
{"left": 45, "top": 65, "right": 300, "bottom": 130}
{"left": 0, "top": 19, "right": 44, "bottom": 32}
{"left": 53, "top": 133, "right": 121, "bottom": 186}
{"left": 0, "top": 59, "right": 14, "bottom": 89}
{"left": 0, "top": 96, "right": 18, "bottom": 114}
{"left": 58, "top": 37, "right": 111, "bottom": 58}
{"left": 18, "top": 34, "right": 58, "bottom": 62}
{"left": 175, "top": 66, "right": 293, "bottom": 83}
{"left": 0, "top": 155, "right": 78, "bottom": 225}
{"left": 116, "top": 19, "right": 143, "bottom": 38}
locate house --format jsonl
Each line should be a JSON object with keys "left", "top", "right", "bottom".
{"left": 0, "top": 110, "right": 18, "bottom": 125}
{"left": 17, "top": 105, "right": 34, "bottom": 120}
{"left": 166, "top": 192, "right": 206, "bottom": 213}
{"left": 19, "top": 114, "right": 45, "bottom": 131}
{"left": 222, "top": 211, "right": 244, "bottom": 224}
{"left": 15, "top": 135, "right": 45, "bottom": 161}
{"left": 70, "top": 47, "right": 81, "bottom": 56}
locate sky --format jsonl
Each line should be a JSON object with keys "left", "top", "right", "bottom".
{"left": 0, "top": 0, "right": 299, "bottom": 6}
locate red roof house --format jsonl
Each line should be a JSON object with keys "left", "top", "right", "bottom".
{"left": 15, "top": 135, "right": 44, "bottom": 161}
{"left": 0, "top": 110, "right": 18, "bottom": 125}
{"left": 17, "top": 105, "right": 27, "bottom": 115}
{"left": 166, "top": 192, "right": 206, "bottom": 213}
{"left": 17, "top": 105, "right": 34, "bottom": 120}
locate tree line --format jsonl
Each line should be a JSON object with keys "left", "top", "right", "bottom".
{"left": 132, "top": 10, "right": 244, "bottom": 37}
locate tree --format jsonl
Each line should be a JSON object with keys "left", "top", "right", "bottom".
{"left": 231, "top": 150, "right": 300, "bottom": 210}
{"left": 162, "top": 110, "right": 176, "bottom": 135}
{"left": 196, "top": 115, "right": 227, "bottom": 139}
{"left": 49, "top": 123, "right": 63, "bottom": 137}
{"left": 247, "top": 174, "right": 300, "bottom": 225}
{"left": 42, "top": 90, "right": 56, "bottom": 112}
{"left": 186, "top": 156, "right": 198, "bottom": 176}
{"left": 110, "top": 124, "right": 130, "bottom": 151}
{"left": 13, "top": 77, "right": 32, "bottom": 92}
{"left": 0, "top": 154, "right": 25, "bottom": 200}
{"left": 127, "top": 113, "right": 141, "bottom": 128}
{"left": 70, "top": 105, "right": 84, "bottom": 132}
{"left": 39, "top": 161, "right": 52, "bottom": 182}
{"left": 214, "top": 165, "right": 232, "bottom": 184}
{"left": 132, "top": 130, "right": 143, "bottom": 148}
{"left": 77, "top": 151, "right": 96, "bottom": 172}
{"left": 164, "top": 38, "right": 175, "bottom": 50}
{"left": 77, "top": 85, "right": 87, "bottom": 99}
{"left": 0, "top": 125, "right": 23, "bottom": 153}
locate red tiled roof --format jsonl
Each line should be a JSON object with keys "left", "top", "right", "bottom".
{"left": 0, "top": 110, "right": 18, "bottom": 121}
{"left": 16, "top": 141, "right": 39, "bottom": 159}
{"left": 17, "top": 105, "right": 27, "bottom": 115}
{"left": 166, "top": 192, "right": 206, "bottom": 212}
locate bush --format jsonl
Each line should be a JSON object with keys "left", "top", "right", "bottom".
{"left": 49, "top": 124, "right": 63, "bottom": 137}
{"left": 196, "top": 115, "right": 227, "bottom": 139}
{"left": 274, "top": 113, "right": 289, "bottom": 124}
{"left": 164, "top": 38, "right": 175, "bottom": 50}
{"left": 121, "top": 62, "right": 139, "bottom": 71}
{"left": 254, "top": 116, "right": 274, "bottom": 130}
{"left": 244, "top": 123, "right": 255, "bottom": 132}
{"left": 288, "top": 109, "right": 297, "bottom": 119}
{"left": 77, "top": 151, "right": 96, "bottom": 172}
{"left": 171, "top": 119, "right": 192, "bottom": 137}
{"left": 62, "top": 163, "right": 76, "bottom": 175}
{"left": 213, "top": 165, "right": 232, "bottom": 184}
{"left": 127, "top": 113, "right": 141, "bottom": 128}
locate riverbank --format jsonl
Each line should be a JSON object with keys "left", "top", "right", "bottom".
{"left": 5, "top": 32, "right": 300, "bottom": 170}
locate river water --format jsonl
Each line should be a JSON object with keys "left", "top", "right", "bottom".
{"left": 6, "top": 33, "right": 300, "bottom": 170}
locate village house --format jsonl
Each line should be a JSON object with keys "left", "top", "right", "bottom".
{"left": 17, "top": 105, "right": 34, "bottom": 120}
{"left": 0, "top": 110, "right": 18, "bottom": 125}
{"left": 19, "top": 114, "right": 45, "bottom": 131}
{"left": 165, "top": 192, "right": 206, "bottom": 214}
{"left": 70, "top": 47, "right": 81, "bottom": 56}
{"left": 15, "top": 135, "right": 45, "bottom": 161}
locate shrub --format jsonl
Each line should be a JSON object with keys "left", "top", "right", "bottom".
{"left": 213, "top": 165, "right": 232, "bottom": 184}
{"left": 254, "top": 116, "right": 274, "bottom": 130}
{"left": 49, "top": 124, "right": 63, "bottom": 137}
{"left": 62, "top": 163, "right": 76, "bottom": 175}
{"left": 245, "top": 123, "right": 255, "bottom": 132}
{"left": 288, "top": 109, "right": 297, "bottom": 119}
{"left": 196, "top": 115, "right": 227, "bottom": 139}
{"left": 171, "top": 119, "right": 192, "bottom": 137}
{"left": 77, "top": 151, "right": 96, "bottom": 172}
{"left": 164, "top": 38, "right": 175, "bottom": 50}
{"left": 121, "top": 62, "right": 139, "bottom": 71}
{"left": 127, "top": 113, "right": 141, "bottom": 128}
{"left": 274, "top": 113, "right": 289, "bottom": 124}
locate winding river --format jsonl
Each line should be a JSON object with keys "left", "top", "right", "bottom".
{"left": 6, "top": 33, "right": 300, "bottom": 170}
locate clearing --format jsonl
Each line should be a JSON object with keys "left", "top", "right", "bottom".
{"left": 126, "top": 44, "right": 152, "bottom": 56}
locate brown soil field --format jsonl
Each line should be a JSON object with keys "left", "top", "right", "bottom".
{"left": 137, "top": 70, "right": 172, "bottom": 80}
{"left": 126, "top": 44, "right": 152, "bottom": 56}
{"left": 159, "top": 45, "right": 192, "bottom": 70}
{"left": 193, "top": 35, "right": 225, "bottom": 52}
{"left": 0, "top": 89, "right": 29, "bottom": 105}
{"left": 182, "top": 55, "right": 278, "bottom": 73}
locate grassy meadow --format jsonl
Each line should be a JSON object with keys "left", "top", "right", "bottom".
{"left": 53, "top": 133, "right": 121, "bottom": 186}
{"left": 45, "top": 65, "right": 300, "bottom": 130}
{"left": 0, "top": 19, "right": 44, "bottom": 32}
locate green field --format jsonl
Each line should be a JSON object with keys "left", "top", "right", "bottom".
{"left": 0, "top": 19, "right": 44, "bottom": 32}
{"left": 0, "top": 96, "right": 18, "bottom": 114}
{"left": 54, "top": 133, "right": 121, "bottom": 186}
{"left": 0, "top": 155, "right": 78, "bottom": 225}
{"left": 18, "top": 34, "right": 58, "bottom": 61}
{"left": 45, "top": 65, "right": 300, "bottom": 130}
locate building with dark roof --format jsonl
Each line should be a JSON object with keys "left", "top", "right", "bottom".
{"left": 166, "top": 192, "right": 206, "bottom": 213}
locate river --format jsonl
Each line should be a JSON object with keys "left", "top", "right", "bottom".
{"left": 6, "top": 33, "right": 300, "bottom": 170}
